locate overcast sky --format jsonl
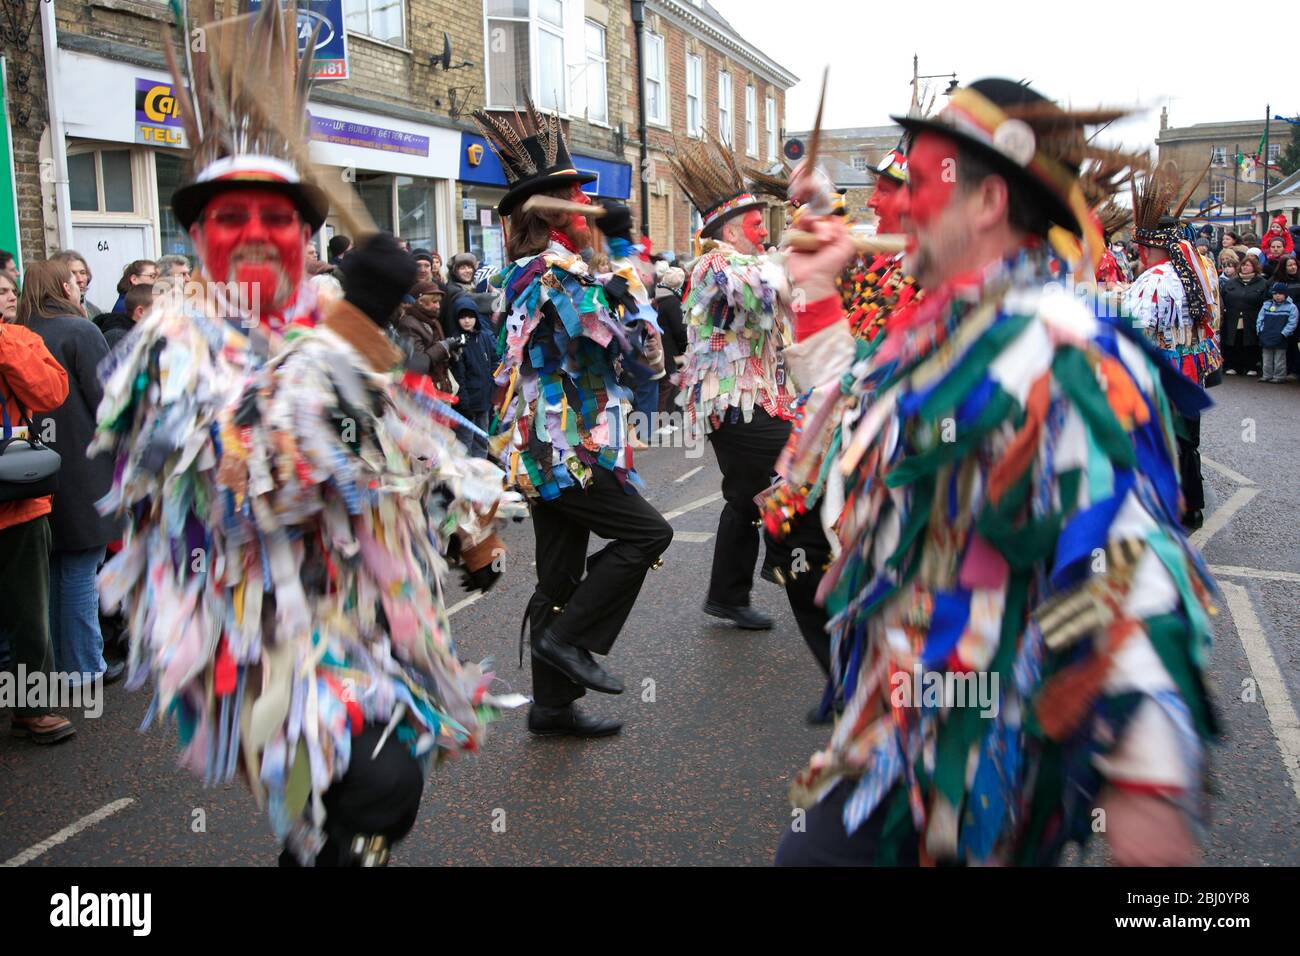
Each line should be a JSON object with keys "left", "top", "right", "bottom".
{"left": 710, "top": 0, "right": 1290, "bottom": 157}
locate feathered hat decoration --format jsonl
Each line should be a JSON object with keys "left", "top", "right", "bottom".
{"left": 164, "top": 0, "right": 329, "bottom": 231}
{"left": 471, "top": 95, "right": 596, "bottom": 217}
{"left": 1130, "top": 160, "right": 1215, "bottom": 321}
{"left": 670, "top": 135, "right": 766, "bottom": 239}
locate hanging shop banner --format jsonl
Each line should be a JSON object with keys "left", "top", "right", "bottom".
{"left": 309, "top": 114, "right": 429, "bottom": 156}
{"left": 248, "top": 0, "right": 349, "bottom": 80}
{"left": 134, "top": 77, "right": 187, "bottom": 148}
{"left": 0, "top": 59, "right": 21, "bottom": 270}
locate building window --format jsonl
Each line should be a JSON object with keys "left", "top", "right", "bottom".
{"left": 686, "top": 53, "right": 703, "bottom": 137}
{"left": 155, "top": 151, "right": 195, "bottom": 259}
{"left": 1210, "top": 179, "right": 1226, "bottom": 203}
{"left": 344, "top": 0, "right": 406, "bottom": 47}
{"left": 68, "top": 147, "right": 136, "bottom": 214}
{"left": 397, "top": 176, "right": 440, "bottom": 250}
{"left": 485, "top": 0, "right": 566, "bottom": 112}
{"left": 1211, "top": 147, "right": 1226, "bottom": 166}
{"left": 1267, "top": 143, "right": 1280, "bottom": 165}
{"left": 718, "top": 71, "right": 732, "bottom": 146}
{"left": 644, "top": 32, "right": 666, "bottom": 126}
{"left": 584, "top": 20, "right": 608, "bottom": 125}
{"left": 745, "top": 85, "right": 757, "bottom": 157}
{"left": 765, "top": 94, "right": 776, "bottom": 158}
{"left": 852, "top": 156, "right": 868, "bottom": 172}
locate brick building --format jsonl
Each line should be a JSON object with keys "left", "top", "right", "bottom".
{"left": 1154, "top": 107, "right": 1293, "bottom": 232}
{"left": 0, "top": 0, "right": 639, "bottom": 286}
{"left": 624, "top": 0, "right": 796, "bottom": 256}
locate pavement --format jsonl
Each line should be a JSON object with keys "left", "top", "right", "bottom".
{"left": 2, "top": 376, "right": 1298, "bottom": 866}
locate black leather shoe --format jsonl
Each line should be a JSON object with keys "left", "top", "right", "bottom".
{"left": 531, "top": 629, "right": 624, "bottom": 694}
{"left": 806, "top": 705, "right": 834, "bottom": 727}
{"left": 527, "top": 703, "right": 623, "bottom": 738}
{"left": 103, "top": 661, "right": 126, "bottom": 685}
{"left": 703, "top": 600, "right": 774, "bottom": 630}
{"left": 1180, "top": 510, "right": 1204, "bottom": 531}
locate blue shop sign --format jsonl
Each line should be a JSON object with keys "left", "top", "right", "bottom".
{"left": 459, "top": 133, "right": 630, "bottom": 199}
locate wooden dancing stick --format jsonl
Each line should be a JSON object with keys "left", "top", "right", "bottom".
{"left": 805, "top": 66, "right": 829, "bottom": 173}
{"left": 519, "top": 194, "right": 608, "bottom": 219}
{"left": 783, "top": 230, "right": 908, "bottom": 256}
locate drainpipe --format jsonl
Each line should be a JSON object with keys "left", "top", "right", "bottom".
{"left": 40, "top": 0, "right": 73, "bottom": 250}
{"left": 630, "top": 0, "right": 650, "bottom": 239}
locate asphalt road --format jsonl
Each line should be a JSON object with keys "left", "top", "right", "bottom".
{"left": 2, "top": 376, "right": 1297, "bottom": 866}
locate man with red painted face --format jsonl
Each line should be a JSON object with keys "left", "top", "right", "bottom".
{"left": 772, "top": 79, "right": 1216, "bottom": 868}
{"left": 759, "top": 149, "right": 925, "bottom": 723}
{"left": 90, "top": 4, "right": 516, "bottom": 866}
{"left": 671, "top": 137, "right": 797, "bottom": 631}
{"left": 473, "top": 102, "right": 672, "bottom": 739}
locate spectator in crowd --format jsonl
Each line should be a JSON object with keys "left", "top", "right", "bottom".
{"left": 412, "top": 250, "right": 439, "bottom": 287}
{"left": 1221, "top": 253, "right": 1269, "bottom": 375}
{"left": 1257, "top": 282, "right": 1298, "bottom": 382}
{"left": 1221, "top": 231, "right": 1243, "bottom": 255}
{"left": 395, "top": 282, "right": 455, "bottom": 394}
{"left": 99, "top": 283, "right": 155, "bottom": 350}
{"left": 429, "top": 250, "right": 445, "bottom": 284}
{"left": 16, "top": 261, "right": 124, "bottom": 687}
{"left": 1194, "top": 237, "right": 1212, "bottom": 261}
{"left": 0, "top": 272, "right": 17, "bottom": 322}
{"left": 1218, "top": 248, "right": 1240, "bottom": 282}
{"left": 110, "top": 259, "right": 158, "bottom": 314}
{"left": 654, "top": 266, "right": 687, "bottom": 415}
{"left": 1264, "top": 236, "right": 1287, "bottom": 269}
{"left": 446, "top": 252, "right": 496, "bottom": 316}
{"left": 446, "top": 291, "right": 497, "bottom": 459}
{"left": 309, "top": 271, "right": 343, "bottom": 307}
{"left": 305, "top": 240, "right": 320, "bottom": 265}
{"left": 327, "top": 234, "right": 351, "bottom": 265}
{"left": 0, "top": 298, "right": 74, "bottom": 742}
{"left": 1262, "top": 214, "right": 1294, "bottom": 256}
{"left": 51, "top": 249, "right": 103, "bottom": 318}
{"left": 1281, "top": 255, "right": 1300, "bottom": 380}
{"left": 157, "top": 254, "right": 191, "bottom": 286}
{"left": 0, "top": 249, "right": 17, "bottom": 286}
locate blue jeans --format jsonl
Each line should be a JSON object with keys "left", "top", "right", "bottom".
{"left": 49, "top": 547, "right": 107, "bottom": 682}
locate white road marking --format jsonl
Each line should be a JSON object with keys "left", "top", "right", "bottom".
{"left": 1190, "top": 487, "right": 1259, "bottom": 550}
{"left": 674, "top": 465, "right": 705, "bottom": 483}
{"left": 1211, "top": 565, "right": 1300, "bottom": 585}
{"left": 1202, "top": 456, "right": 1256, "bottom": 487}
{"left": 447, "top": 592, "right": 485, "bottom": 616}
{"left": 3, "top": 797, "right": 136, "bottom": 867}
{"left": 672, "top": 531, "right": 715, "bottom": 543}
{"left": 661, "top": 491, "right": 723, "bottom": 520}
{"left": 1221, "top": 582, "right": 1300, "bottom": 805}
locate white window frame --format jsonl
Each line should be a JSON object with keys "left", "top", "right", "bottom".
{"left": 345, "top": 0, "right": 407, "bottom": 48}
{"left": 718, "top": 71, "right": 732, "bottom": 147}
{"left": 1267, "top": 143, "right": 1280, "bottom": 164}
{"left": 765, "top": 94, "right": 776, "bottom": 159}
{"left": 745, "top": 85, "right": 757, "bottom": 157}
{"left": 644, "top": 31, "right": 667, "bottom": 127}
{"left": 852, "top": 156, "right": 868, "bottom": 171}
{"left": 483, "top": 0, "right": 569, "bottom": 114}
{"left": 67, "top": 143, "right": 151, "bottom": 220}
{"left": 1211, "top": 146, "right": 1226, "bottom": 167}
{"left": 583, "top": 19, "right": 608, "bottom": 125}
{"left": 1210, "top": 179, "right": 1226, "bottom": 202}
{"left": 686, "top": 52, "right": 703, "bottom": 138}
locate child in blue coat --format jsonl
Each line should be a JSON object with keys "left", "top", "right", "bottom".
{"left": 1258, "top": 282, "right": 1299, "bottom": 382}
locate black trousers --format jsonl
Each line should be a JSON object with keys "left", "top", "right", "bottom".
{"left": 0, "top": 516, "right": 57, "bottom": 717}
{"left": 775, "top": 781, "right": 919, "bottom": 866}
{"left": 1178, "top": 413, "right": 1204, "bottom": 513}
{"left": 764, "top": 511, "right": 832, "bottom": 676}
{"left": 526, "top": 466, "right": 673, "bottom": 707}
{"left": 279, "top": 724, "right": 424, "bottom": 866}
{"left": 706, "top": 409, "right": 793, "bottom": 606}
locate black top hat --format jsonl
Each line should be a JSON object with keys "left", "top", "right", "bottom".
{"left": 472, "top": 99, "right": 595, "bottom": 218}
{"left": 890, "top": 78, "right": 1125, "bottom": 239}
{"left": 172, "top": 156, "right": 330, "bottom": 232}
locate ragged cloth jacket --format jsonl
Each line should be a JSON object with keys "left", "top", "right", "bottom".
{"left": 1124, "top": 251, "right": 1222, "bottom": 386}
{"left": 781, "top": 247, "right": 1217, "bottom": 865}
{"left": 92, "top": 280, "right": 516, "bottom": 862}
{"left": 677, "top": 243, "right": 796, "bottom": 435}
{"left": 490, "top": 241, "right": 657, "bottom": 499}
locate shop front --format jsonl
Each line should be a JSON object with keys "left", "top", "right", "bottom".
{"left": 458, "top": 132, "right": 632, "bottom": 272}
{"left": 56, "top": 50, "right": 460, "bottom": 292}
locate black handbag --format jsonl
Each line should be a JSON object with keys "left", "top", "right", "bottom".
{"left": 0, "top": 371, "right": 61, "bottom": 503}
